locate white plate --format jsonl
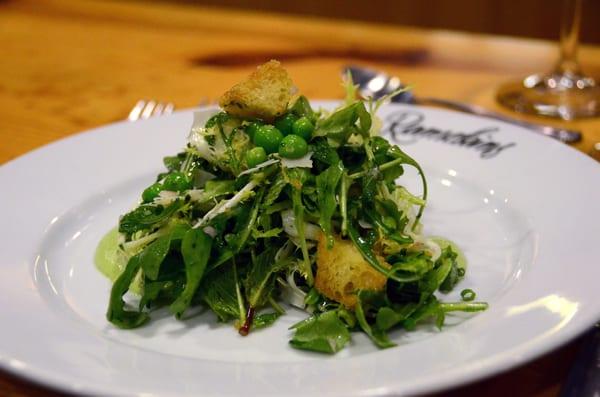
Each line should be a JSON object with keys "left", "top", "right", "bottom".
{"left": 1, "top": 102, "right": 599, "bottom": 397}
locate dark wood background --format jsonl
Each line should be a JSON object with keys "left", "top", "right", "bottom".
{"left": 154, "top": 0, "right": 600, "bottom": 44}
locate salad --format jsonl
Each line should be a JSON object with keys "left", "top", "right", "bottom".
{"left": 97, "top": 60, "right": 487, "bottom": 354}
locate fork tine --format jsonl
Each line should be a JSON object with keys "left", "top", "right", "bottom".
{"left": 129, "top": 100, "right": 175, "bottom": 121}
{"left": 164, "top": 102, "right": 175, "bottom": 114}
{"left": 153, "top": 102, "right": 165, "bottom": 116}
{"left": 141, "top": 100, "right": 156, "bottom": 119}
{"left": 128, "top": 100, "right": 146, "bottom": 121}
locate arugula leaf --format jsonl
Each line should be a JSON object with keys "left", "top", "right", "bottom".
{"left": 285, "top": 168, "right": 313, "bottom": 285}
{"left": 251, "top": 227, "right": 282, "bottom": 239}
{"left": 244, "top": 248, "right": 289, "bottom": 308}
{"left": 215, "top": 114, "right": 242, "bottom": 175}
{"left": 316, "top": 161, "right": 344, "bottom": 248}
{"left": 314, "top": 102, "right": 371, "bottom": 147}
{"left": 311, "top": 138, "right": 340, "bottom": 167}
{"left": 140, "top": 280, "right": 166, "bottom": 310}
{"left": 138, "top": 235, "right": 171, "bottom": 281}
{"left": 170, "top": 228, "right": 213, "bottom": 318}
{"left": 377, "top": 199, "right": 409, "bottom": 233}
{"left": 418, "top": 252, "right": 453, "bottom": 303}
{"left": 438, "top": 247, "right": 463, "bottom": 293}
{"left": 168, "top": 222, "right": 191, "bottom": 246}
{"left": 140, "top": 280, "right": 180, "bottom": 310}
{"left": 253, "top": 312, "right": 281, "bottom": 329}
{"left": 403, "top": 295, "right": 488, "bottom": 331}
{"left": 347, "top": 219, "right": 393, "bottom": 279}
{"left": 119, "top": 201, "right": 182, "bottom": 235}
{"left": 127, "top": 221, "right": 188, "bottom": 273}
{"left": 386, "top": 145, "right": 428, "bottom": 226}
{"left": 204, "top": 180, "right": 236, "bottom": 198}
{"left": 106, "top": 256, "right": 149, "bottom": 329}
{"left": 364, "top": 203, "right": 412, "bottom": 245}
{"left": 262, "top": 174, "right": 287, "bottom": 208}
{"left": 355, "top": 291, "right": 395, "bottom": 348}
{"left": 387, "top": 251, "right": 434, "bottom": 283}
{"left": 199, "top": 264, "right": 240, "bottom": 322}
{"left": 229, "top": 188, "right": 264, "bottom": 253}
{"left": 375, "top": 304, "right": 418, "bottom": 331}
{"left": 386, "top": 279, "right": 420, "bottom": 304}
{"left": 403, "top": 296, "right": 443, "bottom": 331}
{"left": 289, "top": 311, "right": 351, "bottom": 354}
{"left": 289, "top": 95, "right": 316, "bottom": 123}
{"left": 163, "top": 153, "right": 186, "bottom": 172}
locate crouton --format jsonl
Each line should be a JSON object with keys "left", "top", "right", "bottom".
{"left": 219, "top": 60, "right": 293, "bottom": 122}
{"left": 315, "top": 233, "right": 388, "bottom": 309}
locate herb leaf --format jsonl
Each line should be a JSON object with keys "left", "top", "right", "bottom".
{"left": 316, "top": 161, "right": 344, "bottom": 248}
{"left": 438, "top": 247, "right": 463, "bottom": 293}
{"left": 355, "top": 291, "right": 395, "bottom": 348}
{"left": 170, "top": 228, "right": 213, "bottom": 318}
{"left": 199, "top": 264, "right": 240, "bottom": 322}
{"left": 314, "top": 102, "right": 371, "bottom": 147}
{"left": 262, "top": 174, "right": 288, "bottom": 208}
{"left": 289, "top": 95, "right": 316, "bottom": 123}
{"left": 289, "top": 310, "right": 351, "bottom": 354}
{"left": 245, "top": 249, "right": 289, "bottom": 308}
{"left": 375, "top": 304, "right": 418, "bottom": 331}
{"left": 253, "top": 312, "right": 281, "bottom": 329}
{"left": 119, "top": 201, "right": 182, "bottom": 235}
{"left": 286, "top": 168, "right": 313, "bottom": 285}
{"left": 106, "top": 256, "right": 149, "bottom": 329}
{"left": 139, "top": 235, "right": 171, "bottom": 281}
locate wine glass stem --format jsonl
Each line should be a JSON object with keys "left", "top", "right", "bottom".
{"left": 556, "top": 0, "right": 582, "bottom": 75}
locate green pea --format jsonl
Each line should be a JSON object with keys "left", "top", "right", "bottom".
{"left": 253, "top": 125, "right": 284, "bottom": 154}
{"left": 246, "top": 147, "right": 267, "bottom": 168}
{"left": 274, "top": 113, "right": 297, "bottom": 136}
{"left": 292, "top": 116, "right": 314, "bottom": 140}
{"left": 142, "top": 182, "right": 163, "bottom": 203}
{"left": 245, "top": 121, "right": 262, "bottom": 140}
{"left": 278, "top": 134, "right": 308, "bottom": 159}
{"left": 163, "top": 172, "right": 191, "bottom": 192}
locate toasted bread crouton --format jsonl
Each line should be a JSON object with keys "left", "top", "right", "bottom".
{"left": 315, "top": 233, "right": 388, "bottom": 309}
{"left": 219, "top": 60, "right": 293, "bottom": 121}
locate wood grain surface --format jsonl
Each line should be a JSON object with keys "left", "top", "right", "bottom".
{"left": 1, "top": 0, "right": 599, "bottom": 396}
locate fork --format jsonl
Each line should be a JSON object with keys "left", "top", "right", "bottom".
{"left": 128, "top": 100, "right": 175, "bottom": 121}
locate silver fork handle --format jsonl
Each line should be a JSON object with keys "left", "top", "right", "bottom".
{"left": 416, "top": 97, "right": 582, "bottom": 144}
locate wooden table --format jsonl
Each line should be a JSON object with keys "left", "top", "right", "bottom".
{"left": 1, "top": 1, "right": 598, "bottom": 396}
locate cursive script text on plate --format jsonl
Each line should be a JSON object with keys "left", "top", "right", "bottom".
{"left": 383, "top": 110, "right": 516, "bottom": 159}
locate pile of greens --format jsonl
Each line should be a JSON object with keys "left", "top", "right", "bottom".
{"left": 102, "top": 80, "right": 487, "bottom": 354}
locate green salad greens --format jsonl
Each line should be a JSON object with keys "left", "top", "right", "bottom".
{"left": 99, "top": 72, "right": 487, "bottom": 354}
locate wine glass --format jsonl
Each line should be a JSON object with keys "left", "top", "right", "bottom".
{"left": 496, "top": 0, "right": 600, "bottom": 120}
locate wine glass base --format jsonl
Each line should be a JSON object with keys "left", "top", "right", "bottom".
{"left": 497, "top": 72, "right": 600, "bottom": 120}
